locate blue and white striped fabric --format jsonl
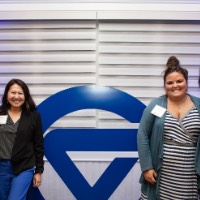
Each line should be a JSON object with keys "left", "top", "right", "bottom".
{"left": 141, "top": 107, "right": 200, "bottom": 200}
{"left": 160, "top": 107, "right": 200, "bottom": 200}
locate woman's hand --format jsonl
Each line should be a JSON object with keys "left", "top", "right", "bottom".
{"left": 143, "top": 169, "right": 157, "bottom": 185}
{"left": 33, "top": 173, "right": 42, "bottom": 187}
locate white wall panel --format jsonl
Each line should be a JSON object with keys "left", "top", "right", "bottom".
{"left": 0, "top": 31, "right": 96, "bottom": 40}
{"left": 0, "top": 53, "right": 96, "bottom": 62}
{"left": 99, "top": 77, "right": 163, "bottom": 87}
{"left": 0, "top": 75, "right": 96, "bottom": 84}
{"left": 98, "top": 11, "right": 200, "bottom": 20}
{"left": 0, "top": 11, "right": 96, "bottom": 20}
{"left": 99, "top": 45, "right": 200, "bottom": 54}
{"left": 0, "top": 42, "right": 96, "bottom": 51}
{"left": 98, "top": 21, "right": 200, "bottom": 108}
{"left": 51, "top": 118, "right": 97, "bottom": 128}
{"left": 99, "top": 23, "right": 200, "bottom": 32}
{"left": 0, "top": 20, "right": 96, "bottom": 29}
{"left": 99, "top": 33, "right": 200, "bottom": 44}
{"left": 99, "top": 65, "right": 200, "bottom": 76}
{"left": 1, "top": 1, "right": 200, "bottom": 3}
{"left": 0, "top": 64, "right": 96, "bottom": 73}
{"left": 99, "top": 55, "right": 200, "bottom": 65}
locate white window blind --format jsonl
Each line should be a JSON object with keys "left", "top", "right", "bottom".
{"left": 0, "top": 20, "right": 97, "bottom": 128}
{"left": 0, "top": 19, "right": 200, "bottom": 127}
{"left": 98, "top": 20, "right": 200, "bottom": 108}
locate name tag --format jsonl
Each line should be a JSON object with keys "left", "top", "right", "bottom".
{"left": 0, "top": 115, "right": 8, "bottom": 124}
{"left": 151, "top": 105, "right": 166, "bottom": 118}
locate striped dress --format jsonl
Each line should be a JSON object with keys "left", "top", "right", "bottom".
{"left": 141, "top": 107, "right": 200, "bottom": 200}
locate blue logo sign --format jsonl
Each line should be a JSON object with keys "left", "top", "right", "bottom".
{"left": 35, "top": 85, "right": 145, "bottom": 200}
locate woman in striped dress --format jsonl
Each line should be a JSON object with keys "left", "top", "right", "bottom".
{"left": 137, "top": 56, "right": 200, "bottom": 199}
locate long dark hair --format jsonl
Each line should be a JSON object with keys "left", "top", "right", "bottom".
{"left": 0, "top": 79, "right": 36, "bottom": 112}
{"left": 163, "top": 56, "right": 188, "bottom": 83}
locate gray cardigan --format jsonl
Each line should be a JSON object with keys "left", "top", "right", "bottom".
{"left": 137, "top": 94, "right": 200, "bottom": 199}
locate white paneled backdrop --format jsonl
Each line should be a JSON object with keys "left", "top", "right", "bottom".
{"left": 0, "top": 3, "right": 200, "bottom": 199}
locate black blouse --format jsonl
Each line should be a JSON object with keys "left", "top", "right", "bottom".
{"left": 0, "top": 115, "right": 19, "bottom": 160}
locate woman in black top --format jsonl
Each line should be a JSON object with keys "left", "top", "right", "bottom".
{"left": 0, "top": 79, "right": 44, "bottom": 200}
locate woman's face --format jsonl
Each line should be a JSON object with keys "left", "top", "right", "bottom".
{"left": 165, "top": 71, "right": 187, "bottom": 100}
{"left": 7, "top": 83, "right": 25, "bottom": 110}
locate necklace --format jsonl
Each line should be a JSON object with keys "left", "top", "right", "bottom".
{"left": 170, "top": 96, "right": 188, "bottom": 107}
{"left": 177, "top": 105, "right": 181, "bottom": 110}
{"left": 168, "top": 95, "right": 194, "bottom": 119}
{"left": 168, "top": 96, "right": 188, "bottom": 115}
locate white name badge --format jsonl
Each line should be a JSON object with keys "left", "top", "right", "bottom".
{"left": 0, "top": 115, "right": 8, "bottom": 124}
{"left": 151, "top": 105, "right": 166, "bottom": 118}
